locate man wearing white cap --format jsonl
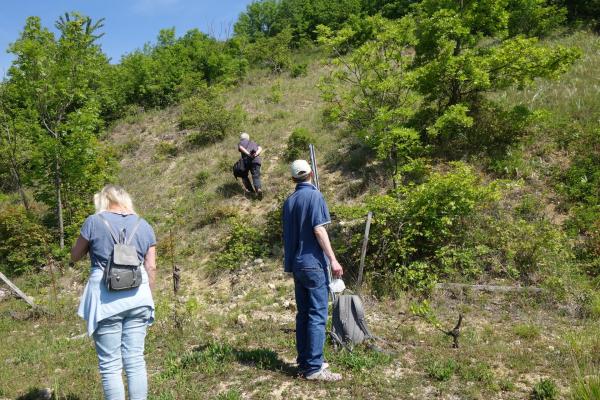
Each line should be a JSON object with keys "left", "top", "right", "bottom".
{"left": 282, "top": 160, "right": 344, "bottom": 381}
{"left": 238, "top": 132, "right": 263, "bottom": 196}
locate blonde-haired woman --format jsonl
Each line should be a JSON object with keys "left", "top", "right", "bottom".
{"left": 71, "top": 185, "right": 156, "bottom": 400}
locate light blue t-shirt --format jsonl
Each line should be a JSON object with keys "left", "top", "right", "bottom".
{"left": 77, "top": 211, "right": 156, "bottom": 336}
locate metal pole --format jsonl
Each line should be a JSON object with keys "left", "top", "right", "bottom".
{"left": 309, "top": 144, "right": 320, "bottom": 191}
{"left": 357, "top": 211, "right": 373, "bottom": 293}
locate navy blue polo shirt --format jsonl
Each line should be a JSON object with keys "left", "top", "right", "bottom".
{"left": 282, "top": 183, "right": 331, "bottom": 273}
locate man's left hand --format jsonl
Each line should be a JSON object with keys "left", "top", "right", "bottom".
{"left": 331, "top": 260, "right": 343, "bottom": 278}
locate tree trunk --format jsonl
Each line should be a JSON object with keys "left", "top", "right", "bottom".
{"left": 9, "top": 161, "right": 29, "bottom": 212}
{"left": 54, "top": 156, "right": 64, "bottom": 249}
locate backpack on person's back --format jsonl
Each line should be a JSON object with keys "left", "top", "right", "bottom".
{"left": 232, "top": 158, "right": 247, "bottom": 178}
{"left": 98, "top": 214, "right": 144, "bottom": 291}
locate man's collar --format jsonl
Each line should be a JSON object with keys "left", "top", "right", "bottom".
{"left": 295, "top": 182, "right": 316, "bottom": 191}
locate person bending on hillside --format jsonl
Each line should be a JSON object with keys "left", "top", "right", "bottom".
{"left": 282, "top": 160, "right": 344, "bottom": 382}
{"left": 71, "top": 185, "right": 156, "bottom": 400}
{"left": 238, "top": 132, "right": 263, "bottom": 196}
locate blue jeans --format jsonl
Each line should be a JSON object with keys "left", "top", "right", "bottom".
{"left": 293, "top": 267, "right": 328, "bottom": 376}
{"left": 93, "top": 306, "right": 152, "bottom": 400}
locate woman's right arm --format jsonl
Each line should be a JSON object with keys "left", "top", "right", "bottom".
{"left": 70, "top": 236, "right": 89, "bottom": 263}
{"left": 144, "top": 246, "right": 157, "bottom": 292}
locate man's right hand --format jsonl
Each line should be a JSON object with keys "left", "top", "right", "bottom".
{"left": 331, "top": 260, "right": 343, "bottom": 278}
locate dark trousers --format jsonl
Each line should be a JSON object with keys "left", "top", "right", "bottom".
{"left": 293, "top": 267, "right": 328, "bottom": 376}
{"left": 241, "top": 162, "right": 261, "bottom": 192}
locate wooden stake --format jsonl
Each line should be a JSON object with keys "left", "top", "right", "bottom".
{"left": 170, "top": 229, "right": 180, "bottom": 295}
{"left": 0, "top": 271, "right": 36, "bottom": 308}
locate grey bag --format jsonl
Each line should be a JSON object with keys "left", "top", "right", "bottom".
{"left": 330, "top": 294, "right": 374, "bottom": 349}
{"left": 98, "top": 214, "right": 144, "bottom": 291}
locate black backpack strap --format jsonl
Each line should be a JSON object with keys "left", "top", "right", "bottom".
{"left": 126, "top": 216, "right": 143, "bottom": 245}
{"left": 97, "top": 213, "right": 119, "bottom": 244}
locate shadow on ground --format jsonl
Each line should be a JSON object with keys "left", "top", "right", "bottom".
{"left": 16, "top": 388, "right": 81, "bottom": 400}
{"left": 216, "top": 182, "right": 244, "bottom": 198}
{"left": 186, "top": 343, "right": 297, "bottom": 377}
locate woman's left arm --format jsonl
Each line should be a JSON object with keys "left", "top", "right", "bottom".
{"left": 71, "top": 236, "right": 89, "bottom": 263}
{"left": 144, "top": 246, "right": 157, "bottom": 292}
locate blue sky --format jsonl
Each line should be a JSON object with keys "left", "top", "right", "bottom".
{"left": 0, "top": 0, "right": 254, "bottom": 76}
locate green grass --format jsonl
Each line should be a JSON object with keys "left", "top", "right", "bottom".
{"left": 514, "top": 323, "right": 542, "bottom": 340}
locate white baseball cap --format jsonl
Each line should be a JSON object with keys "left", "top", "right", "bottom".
{"left": 240, "top": 132, "right": 249, "bottom": 140}
{"left": 290, "top": 159, "right": 312, "bottom": 179}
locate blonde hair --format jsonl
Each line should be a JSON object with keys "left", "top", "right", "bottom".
{"left": 94, "top": 185, "right": 135, "bottom": 214}
{"left": 240, "top": 132, "right": 250, "bottom": 140}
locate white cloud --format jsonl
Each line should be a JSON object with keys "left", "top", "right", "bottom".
{"left": 132, "top": 0, "right": 181, "bottom": 16}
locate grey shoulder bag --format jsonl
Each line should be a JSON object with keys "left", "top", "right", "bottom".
{"left": 98, "top": 214, "right": 144, "bottom": 291}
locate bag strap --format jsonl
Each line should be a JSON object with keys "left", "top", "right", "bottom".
{"left": 351, "top": 296, "right": 374, "bottom": 339}
{"left": 98, "top": 214, "right": 142, "bottom": 246}
{"left": 97, "top": 213, "right": 120, "bottom": 244}
{"left": 126, "top": 216, "right": 143, "bottom": 245}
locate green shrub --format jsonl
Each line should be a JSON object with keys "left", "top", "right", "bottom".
{"left": 245, "top": 28, "right": 293, "bottom": 73}
{"left": 121, "top": 137, "right": 142, "bottom": 156}
{"left": 331, "top": 348, "right": 393, "bottom": 372}
{"left": 471, "top": 217, "right": 573, "bottom": 283}
{"left": 531, "top": 378, "right": 558, "bottom": 400}
{"left": 266, "top": 83, "right": 283, "bottom": 104}
{"left": 0, "top": 205, "right": 52, "bottom": 276}
{"left": 180, "top": 87, "right": 245, "bottom": 147}
{"left": 459, "top": 362, "right": 494, "bottom": 384}
{"left": 284, "top": 128, "right": 314, "bottom": 161}
{"left": 425, "top": 358, "right": 458, "bottom": 381}
{"left": 180, "top": 343, "right": 235, "bottom": 374}
{"left": 514, "top": 324, "right": 541, "bottom": 340}
{"left": 214, "top": 389, "right": 243, "bottom": 400}
{"left": 194, "top": 170, "right": 210, "bottom": 188}
{"left": 361, "top": 163, "right": 497, "bottom": 295}
{"left": 290, "top": 63, "right": 308, "bottom": 78}
{"left": 211, "top": 219, "right": 269, "bottom": 271}
{"left": 155, "top": 142, "right": 178, "bottom": 158}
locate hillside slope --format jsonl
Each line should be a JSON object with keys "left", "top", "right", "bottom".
{"left": 1, "top": 33, "right": 599, "bottom": 399}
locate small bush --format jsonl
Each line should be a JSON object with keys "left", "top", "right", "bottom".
{"left": 194, "top": 170, "right": 210, "bottom": 188}
{"left": 181, "top": 343, "right": 235, "bottom": 374}
{"left": 357, "top": 163, "right": 497, "bottom": 295}
{"left": 425, "top": 358, "right": 458, "bottom": 381}
{"left": 211, "top": 219, "right": 269, "bottom": 271}
{"left": 284, "top": 128, "right": 314, "bottom": 161}
{"left": 215, "top": 389, "right": 242, "bottom": 400}
{"left": 459, "top": 361, "right": 494, "bottom": 384}
{"left": 514, "top": 323, "right": 541, "bottom": 340}
{"left": 531, "top": 378, "right": 558, "bottom": 400}
{"left": 332, "top": 348, "right": 393, "bottom": 372}
{"left": 0, "top": 205, "right": 52, "bottom": 276}
{"left": 121, "top": 137, "right": 141, "bottom": 156}
{"left": 290, "top": 63, "right": 308, "bottom": 78}
{"left": 266, "top": 83, "right": 282, "bottom": 104}
{"left": 155, "top": 142, "right": 178, "bottom": 158}
{"left": 245, "top": 29, "right": 293, "bottom": 73}
{"left": 180, "top": 87, "right": 245, "bottom": 147}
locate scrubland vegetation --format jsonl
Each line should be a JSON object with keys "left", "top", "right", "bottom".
{"left": 1, "top": 0, "right": 600, "bottom": 398}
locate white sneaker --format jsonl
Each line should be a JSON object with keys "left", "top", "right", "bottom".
{"left": 305, "top": 368, "right": 342, "bottom": 382}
